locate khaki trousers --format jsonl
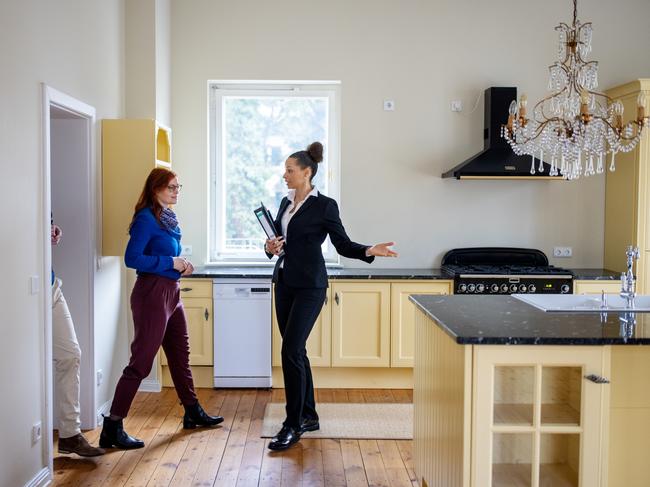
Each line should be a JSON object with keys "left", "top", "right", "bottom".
{"left": 52, "top": 278, "right": 82, "bottom": 438}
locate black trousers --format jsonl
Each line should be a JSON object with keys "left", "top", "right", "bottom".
{"left": 274, "top": 273, "right": 327, "bottom": 429}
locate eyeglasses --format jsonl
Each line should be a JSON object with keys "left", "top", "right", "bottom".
{"left": 167, "top": 184, "right": 183, "bottom": 193}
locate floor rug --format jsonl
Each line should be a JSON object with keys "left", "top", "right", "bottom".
{"left": 261, "top": 403, "right": 413, "bottom": 439}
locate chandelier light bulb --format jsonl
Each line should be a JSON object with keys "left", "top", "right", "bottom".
{"left": 519, "top": 93, "right": 528, "bottom": 108}
{"left": 612, "top": 100, "right": 624, "bottom": 116}
{"left": 509, "top": 100, "right": 518, "bottom": 116}
{"left": 637, "top": 92, "right": 647, "bottom": 121}
{"left": 502, "top": 0, "right": 649, "bottom": 180}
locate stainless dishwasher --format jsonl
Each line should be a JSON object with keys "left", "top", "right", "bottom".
{"left": 213, "top": 279, "right": 272, "bottom": 387}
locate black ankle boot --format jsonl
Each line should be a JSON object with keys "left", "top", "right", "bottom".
{"left": 183, "top": 402, "right": 224, "bottom": 429}
{"left": 99, "top": 416, "right": 145, "bottom": 449}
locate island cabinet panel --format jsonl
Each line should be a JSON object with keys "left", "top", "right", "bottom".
{"left": 608, "top": 345, "right": 650, "bottom": 487}
{"left": 414, "top": 309, "right": 472, "bottom": 487}
{"left": 573, "top": 280, "right": 620, "bottom": 295}
{"left": 473, "top": 346, "right": 610, "bottom": 487}
{"left": 390, "top": 281, "right": 452, "bottom": 367}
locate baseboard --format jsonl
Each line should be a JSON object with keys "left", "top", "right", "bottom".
{"left": 24, "top": 467, "right": 50, "bottom": 487}
{"left": 272, "top": 366, "right": 413, "bottom": 389}
{"left": 138, "top": 378, "right": 162, "bottom": 393}
{"left": 96, "top": 399, "right": 111, "bottom": 424}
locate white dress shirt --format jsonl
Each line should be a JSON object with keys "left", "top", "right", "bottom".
{"left": 279, "top": 186, "right": 319, "bottom": 268}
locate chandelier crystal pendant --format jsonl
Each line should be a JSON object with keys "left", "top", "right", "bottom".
{"left": 501, "top": 0, "right": 648, "bottom": 180}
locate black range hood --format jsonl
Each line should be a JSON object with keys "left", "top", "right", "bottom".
{"left": 442, "top": 87, "right": 562, "bottom": 180}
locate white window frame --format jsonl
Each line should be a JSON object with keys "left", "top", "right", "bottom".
{"left": 207, "top": 80, "right": 341, "bottom": 265}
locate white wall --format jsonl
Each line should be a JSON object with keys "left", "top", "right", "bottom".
{"left": 170, "top": 0, "right": 650, "bottom": 269}
{"left": 0, "top": 1, "right": 126, "bottom": 485}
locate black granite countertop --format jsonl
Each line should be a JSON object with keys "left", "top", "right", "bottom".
{"left": 188, "top": 267, "right": 449, "bottom": 280}
{"left": 571, "top": 268, "right": 619, "bottom": 280}
{"left": 409, "top": 294, "right": 650, "bottom": 345}
{"left": 186, "top": 266, "right": 618, "bottom": 281}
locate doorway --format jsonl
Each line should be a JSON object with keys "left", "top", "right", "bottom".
{"left": 42, "top": 85, "right": 97, "bottom": 471}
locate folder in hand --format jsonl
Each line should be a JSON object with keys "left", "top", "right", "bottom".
{"left": 254, "top": 202, "right": 280, "bottom": 239}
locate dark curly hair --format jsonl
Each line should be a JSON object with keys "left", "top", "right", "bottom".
{"left": 289, "top": 141, "right": 324, "bottom": 182}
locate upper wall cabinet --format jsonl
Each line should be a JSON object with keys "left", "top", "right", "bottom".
{"left": 101, "top": 119, "right": 172, "bottom": 255}
{"left": 604, "top": 80, "right": 650, "bottom": 292}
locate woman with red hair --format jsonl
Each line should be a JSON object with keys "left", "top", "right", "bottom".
{"left": 100, "top": 168, "right": 222, "bottom": 449}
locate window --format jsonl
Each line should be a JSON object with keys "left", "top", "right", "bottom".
{"left": 208, "top": 81, "right": 341, "bottom": 264}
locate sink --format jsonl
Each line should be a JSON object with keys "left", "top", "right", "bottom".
{"left": 512, "top": 293, "right": 650, "bottom": 312}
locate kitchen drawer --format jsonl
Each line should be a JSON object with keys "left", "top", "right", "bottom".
{"left": 179, "top": 279, "right": 212, "bottom": 298}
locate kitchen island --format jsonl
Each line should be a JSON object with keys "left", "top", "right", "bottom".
{"left": 410, "top": 294, "right": 650, "bottom": 487}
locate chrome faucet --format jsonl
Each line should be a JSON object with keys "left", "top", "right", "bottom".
{"left": 620, "top": 245, "right": 640, "bottom": 308}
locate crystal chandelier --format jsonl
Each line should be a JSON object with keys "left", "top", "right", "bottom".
{"left": 501, "top": 0, "right": 648, "bottom": 179}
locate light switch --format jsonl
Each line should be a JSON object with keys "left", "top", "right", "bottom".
{"left": 30, "top": 275, "right": 40, "bottom": 295}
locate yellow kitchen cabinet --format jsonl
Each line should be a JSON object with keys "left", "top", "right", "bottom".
{"left": 390, "top": 281, "right": 452, "bottom": 367}
{"left": 473, "top": 345, "right": 609, "bottom": 487}
{"left": 331, "top": 282, "right": 391, "bottom": 367}
{"left": 414, "top": 307, "right": 611, "bottom": 487}
{"left": 573, "top": 279, "right": 620, "bottom": 295}
{"left": 604, "top": 79, "right": 650, "bottom": 293}
{"left": 161, "top": 279, "right": 213, "bottom": 367}
{"left": 101, "top": 119, "right": 172, "bottom": 255}
{"left": 272, "top": 287, "right": 332, "bottom": 367}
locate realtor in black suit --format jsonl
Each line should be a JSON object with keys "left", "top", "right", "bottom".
{"left": 265, "top": 142, "right": 397, "bottom": 450}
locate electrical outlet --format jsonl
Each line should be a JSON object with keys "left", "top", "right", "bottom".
{"left": 383, "top": 100, "right": 395, "bottom": 111}
{"left": 181, "top": 245, "right": 193, "bottom": 256}
{"left": 553, "top": 246, "right": 573, "bottom": 257}
{"left": 451, "top": 100, "right": 463, "bottom": 112}
{"left": 96, "top": 369, "right": 103, "bottom": 387}
{"left": 32, "top": 422, "right": 42, "bottom": 445}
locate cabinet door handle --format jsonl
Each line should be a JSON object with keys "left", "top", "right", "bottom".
{"left": 584, "top": 374, "right": 610, "bottom": 384}
{"left": 204, "top": 308, "right": 210, "bottom": 321}
{"left": 324, "top": 295, "right": 328, "bottom": 305}
{"left": 181, "top": 287, "right": 193, "bottom": 292}
{"left": 335, "top": 292, "right": 339, "bottom": 305}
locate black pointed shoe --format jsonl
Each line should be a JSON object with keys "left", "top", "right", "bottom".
{"left": 99, "top": 416, "right": 144, "bottom": 449}
{"left": 183, "top": 402, "right": 224, "bottom": 429}
{"left": 268, "top": 425, "right": 301, "bottom": 451}
{"left": 299, "top": 418, "right": 320, "bottom": 434}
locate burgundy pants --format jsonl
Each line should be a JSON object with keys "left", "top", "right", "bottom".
{"left": 110, "top": 274, "right": 197, "bottom": 418}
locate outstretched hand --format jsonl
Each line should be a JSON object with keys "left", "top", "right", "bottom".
{"left": 367, "top": 242, "right": 398, "bottom": 258}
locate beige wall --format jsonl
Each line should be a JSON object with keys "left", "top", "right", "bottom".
{"left": 0, "top": 1, "right": 126, "bottom": 485}
{"left": 171, "top": 0, "right": 650, "bottom": 268}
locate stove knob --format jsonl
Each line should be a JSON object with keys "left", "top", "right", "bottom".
{"left": 458, "top": 284, "right": 467, "bottom": 293}
{"left": 561, "top": 284, "right": 570, "bottom": 294}
{"left": 519, "top": 284, "right": 527, "bottom": 293}
{"left": 528, "top": 284, "right": 537, "bottom": 293}
{"left": 490, "top": 284, "right": 500, "bottom": 293}
{"left": 477, "top": 284, "right": 485, "bottom": 293}
{"left": 510, "top": 284, "right": 518, "bottom": 293}
{"left": 500, "top": 284, "right": 509, "bottom": 293}
{"left": 468, "top": 284, "right": 476, "bottom": 293}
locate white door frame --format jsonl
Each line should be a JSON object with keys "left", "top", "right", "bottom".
{"left": 41, "top": 84, "right": 97, "bottom": 473}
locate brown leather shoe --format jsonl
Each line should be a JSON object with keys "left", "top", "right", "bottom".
{"left": 58, "top": 433, "right": 105, "bottom": 457}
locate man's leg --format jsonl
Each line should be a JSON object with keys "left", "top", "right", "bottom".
{"left": 52, "top": 279, "right": 104, "bottom": 456}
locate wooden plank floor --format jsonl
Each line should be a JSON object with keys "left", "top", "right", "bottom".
{"left": 52, "top": 388, "right": 416, "bottom": 487}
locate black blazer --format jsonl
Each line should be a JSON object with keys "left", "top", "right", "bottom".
{"left": 266, "top": 192, "right": 374, "bottom": 288}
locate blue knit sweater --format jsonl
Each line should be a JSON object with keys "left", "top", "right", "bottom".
{"left": 124, "top": 207, "right": 182, "bottom": 280}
